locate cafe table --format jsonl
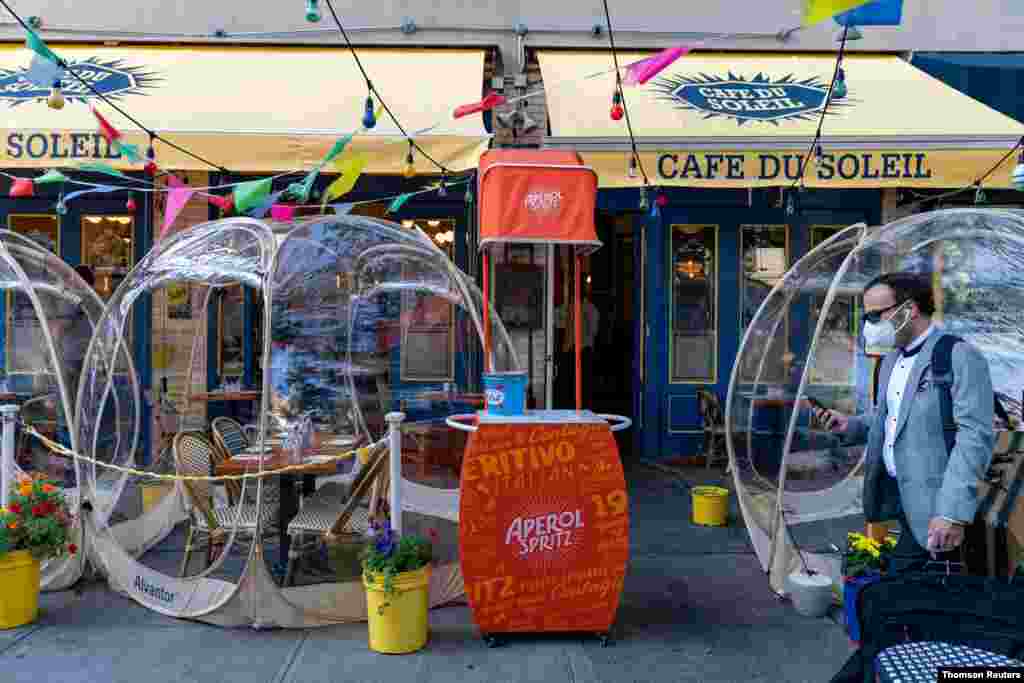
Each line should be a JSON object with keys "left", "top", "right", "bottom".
{"left": 213, "top": 436, "right": 361, "bottom": 567}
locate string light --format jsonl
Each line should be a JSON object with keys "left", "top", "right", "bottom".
{"left": 628, "top": 155, "right": 638, "bottom": 179}
{"left": 362, "top": 93, "right": 376, "bottom": 129}
{"left": 47, "top": 79, "right": 64, "bottom": 110}
{"left": 403, "top": 142, "right": 415, "bottom": 178}
{"left": 144, "top": 139, "right": 157, "bottom": 177}
{"left": 1012, "top": 150, "right": 1024, "bottom": 191}
{"left": 974, "top": 184, "right": 986, "bottom": 205}
{"left": 304, "top": 0, "right": 321, "bottom": 23}
{"left": 832, "top": 67, "right": 847, "bottom": 99}
{"left": 610, "top": 90, "right": 623, "bottom": 121}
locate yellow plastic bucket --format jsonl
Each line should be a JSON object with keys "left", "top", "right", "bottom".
{"left": 692, "top": 486, "right": 730, "bottom": 526}
{"left": 141, "top": 482, "right": 174, "bottom": 514}
{"left": 0, "top": 550, "right": 40, "bottom": 629}
{"left": 364, "top": 565, "right": 431, "bottom": 654}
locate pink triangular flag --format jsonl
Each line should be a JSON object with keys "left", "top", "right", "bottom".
{"left": 622, "top": 46, "right": 693, "bottom": 86}
{"left": 161, "top": 175, "right": 194, "bottom": 240}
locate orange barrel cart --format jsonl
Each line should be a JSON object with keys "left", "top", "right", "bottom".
{"left": 447, "top": 150, "right": 632, "bottom": 647}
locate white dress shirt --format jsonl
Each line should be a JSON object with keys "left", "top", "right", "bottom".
{"left": 883, "top": 323, "right": 937, "bottom": 476}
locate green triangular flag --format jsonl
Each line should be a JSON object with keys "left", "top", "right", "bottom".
{"left": 292, "top": 134, "right": 354, "bottom": 203}
{"left": 25, "top": 28, "right": 59, "bottom": 65}
{"left": 35, "top": 169, "right": 66, "bottom": 185}
{"left": 117, "top": 142, "right": 143, "bottom": 164}
{"left": 77, "top": 162, "right": 129, "bottom": 179}
{"left": 386, "top": 193, "right": 413, "bottom": 214}
{"left": 233, "top": 177, "right": 272, "bottom": 213}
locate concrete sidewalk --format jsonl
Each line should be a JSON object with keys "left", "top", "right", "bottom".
{"left": 1, "top": 464, "right": 856, "bottom": 683}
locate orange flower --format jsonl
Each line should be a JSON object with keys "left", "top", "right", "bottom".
{"left": 41, "top": 484, "right": 56, "bottom": 494}
{"left": 7, "top": 521, "right": 17, "bottom": 530}
{"left": 18, "top": 484, "right": 32, "bottom": 497}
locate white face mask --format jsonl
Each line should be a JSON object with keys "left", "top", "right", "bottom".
{"left": 862, "top": 301, "right": 910, "bottom": 350}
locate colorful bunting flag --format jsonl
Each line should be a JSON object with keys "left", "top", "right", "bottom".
{"left": 117, "top": 142, "right": 144, "bottom": 164}
{"left": 834, "top": 0, "right": 903, "bottom": 26}
{"left": 323, "top": 154, "right": 367, "bottom": 204}
{"left": 801, "top": 0, "right": 873, "bottom": 26}
{"left": 207, "top": 194, "right": 234, "bottom": 212}
{"left": 386, "top": 193, "right": 413, "bottom": 214}
{"left": 23, "top": 54, "right": 64, "bottom": 89}
{"left": 233, "top": 177, "right": 272, "bottom": 213}
{"left": 76, "top": 162, "right": 129, "bottom": 179}
{"left": 622, "top": 46, "right": 693, "bottom": 86}
{"left": 247, "top": 189, "right": 286, "bottom": 219}
{"left": 34, "top": 169, "right": 66, "bottom": 185}
{"left": 25, "top": 28, "right": 60, "bottom": 65}
{"left": 453, "top": 92, "right": 507, "bottom": 119}
{"left": 161, "top": 175, "right": 194, "bottom": 240}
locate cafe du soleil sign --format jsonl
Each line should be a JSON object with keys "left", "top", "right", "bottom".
{"left": 648, "top": 72, "right": 934, "bottom": 184}
{"left": 0, "top": 58, "right": 159, "bottom": 162}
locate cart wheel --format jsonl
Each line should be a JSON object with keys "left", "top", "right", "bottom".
{"left": 598, "top": 632, "right": 612, "bottom": 647}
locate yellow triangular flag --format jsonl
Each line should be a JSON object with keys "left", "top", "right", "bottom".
{"left": 323, "top": 154, "right": 368, "bottom": 204}
{"left": 802, "top": 0, "right": 872, "bottom": 26}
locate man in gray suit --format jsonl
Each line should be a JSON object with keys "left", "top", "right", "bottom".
{"left": 816, "top": 272, "right": 995, "bottom": 573}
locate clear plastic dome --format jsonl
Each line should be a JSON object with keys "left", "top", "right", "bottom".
{"left": 78, "top": 214, "right": 519, "bottom": 627}
{"left": 0, "top": 229, "right": 139, "bottom": 591}
{"left": 728, "top": 208, "right": 1024, "bottom": 594}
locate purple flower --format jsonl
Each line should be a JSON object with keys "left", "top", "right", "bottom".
{"left": 373, "top": 525, "right": 394, "bottom": 556}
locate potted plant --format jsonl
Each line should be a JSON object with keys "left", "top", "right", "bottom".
{"left": 843, "top": 531, "right": 896, "bottom": 643}
{"left": 0, "top": 473, "right": 76, "bottom": 629}
{"left": 360, "top": 521, "right": 435, "bottom": 654}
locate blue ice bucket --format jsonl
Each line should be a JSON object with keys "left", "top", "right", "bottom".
{"left": 482, "top": 371, "right": 528, "bottom": 415}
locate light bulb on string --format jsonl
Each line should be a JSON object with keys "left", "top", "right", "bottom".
{"left": 304, "top": 0, "right": 321, "bottom": 23}
{"left": 144, "top": 141, "right": 157, "bottom": 176}
{"left": 814, "top": 143, "right": 823, "bottom": 163}
{"left": 1012, "top": 150, "right": 1024, "bottom": 191}
{"left": 832, "top": 67, "right": 847, "bottom": 100}
{"left": 975, "top": 184, "right": 987, "bottom": 205}
{"left": 403, "top": 143, "right": 415, "bottom": 178}
{"left": 610, "top": 90, "right": 624, "bottom": 121}
{"left": 47, "top": 79, "right": 64, "bottom": 110}
{"left": 638, "top": 189, "right": 649, "bottom": 211}
{"left": 628, "top": 155, "right": 638, "bottom": 179}
{"left": 362, "top": 93, "right": 376, "bottom": 129}
{"left": 786, "top": 192, "right": 796, "bottom": 216}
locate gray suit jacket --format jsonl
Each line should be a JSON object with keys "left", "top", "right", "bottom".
{"left": 844, "top": 331, "right": 995, "bottom": 548}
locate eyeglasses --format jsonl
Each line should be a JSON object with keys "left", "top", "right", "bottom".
{"left": 862, "top": 302, "right": 903, "bottom": 324}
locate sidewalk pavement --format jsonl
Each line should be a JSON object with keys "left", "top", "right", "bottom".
{"left": 2, "top": 464, "right": 856, "bottom": 683}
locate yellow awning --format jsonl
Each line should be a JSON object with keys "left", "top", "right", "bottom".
{"left": 538, "top": 51, "right": 1024, "bottom": 188}
{"left": 0, "top": 44, "right": 490, "bottom": 172}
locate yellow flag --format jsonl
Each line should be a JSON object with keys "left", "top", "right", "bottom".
{"left": 802, "top": 0, "right": 872, "bottom": 26}
{"left": 323, "top": 154, "right": 368, "bottom": 203}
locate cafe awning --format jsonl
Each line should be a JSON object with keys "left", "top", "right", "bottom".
{"left": 0, "top": 44, "right": 491, "bottom": 172}
{"left": 538, "top": 51, "right": 1024, "bottom": 189}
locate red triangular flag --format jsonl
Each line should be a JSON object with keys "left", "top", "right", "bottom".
{"left": 91, "top": 106, "right": 122, "bottom": 143}
{"left": 453, "top": 92, "right": 507, "bottom": 119}
{"left": 207, "top": 194, "right": 233, "bottom": 212}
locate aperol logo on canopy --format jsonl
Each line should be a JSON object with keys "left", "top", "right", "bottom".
{"left": 0, "top": 58, "right": 160, "bottom": 108}
{"left": 652, "top": 72, "right": 855, "bottom": 125}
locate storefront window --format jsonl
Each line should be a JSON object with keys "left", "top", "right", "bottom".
{"left": 808, "top": 225, "right": 859, "bottom": 387}
{"left": 400, "top": 219, "right": 456, "bottom": 382}
{"left": 81, "top": 215, "right": 133, "bottom": 299}
{"left": 6, "top": 215, "right": 60, "bottom": 376}
{"left": 217, "top": 285, "right": 245, "bottom": 382}
{"left": 739, "top": 225, "right": 788, "bottom": 384}
{"left": 669, "top": 224, "right": 717, "bottom": 383}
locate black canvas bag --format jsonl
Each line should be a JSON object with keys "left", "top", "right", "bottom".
{"left": 830, "top": 572, "right": 1024, "bottom": 683}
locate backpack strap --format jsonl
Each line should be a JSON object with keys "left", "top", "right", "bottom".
{"left": 933, "top": 334, "right": 1009, "bottom": 456}
{"left": 932, "top": 334, "right": 961, "bottom": 455}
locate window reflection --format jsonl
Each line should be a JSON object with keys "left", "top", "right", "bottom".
{"left": 670, "top": 224, "right": 716, "bottom": 382}
{"left": 740, "top": 225, "right": 788, "bottom": 384}
{"left": 808, "top": 226, "right": 859, "bottom": 387}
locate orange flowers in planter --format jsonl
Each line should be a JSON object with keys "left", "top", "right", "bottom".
{"left": 0, "top": 472, "right": 75, "bottom": 561}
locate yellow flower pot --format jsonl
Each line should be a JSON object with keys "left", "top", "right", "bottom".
{"left": 692, "top": 486, "right": 730, "bottom": 526}
{"left": 363, "top": 565, "right": 431, "bottom": 654}
{"left": 0, "top": 550, "right": 40, "bottom": 629}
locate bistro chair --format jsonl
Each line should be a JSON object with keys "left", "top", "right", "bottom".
{"left": 211, "top": 416, "right": 282, "bottom": 517}
{"left": 173, "top": 432, "right": 276, "bottom": 577}
{"left": 697, "top": 388, "right": 729, "bottom": 471}
{"left": 282, "top": 442, "right": 389, "bottom": 586}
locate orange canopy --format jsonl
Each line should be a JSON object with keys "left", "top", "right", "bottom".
{"left": 478, "top": 150, "right": 601, "bottom": 253}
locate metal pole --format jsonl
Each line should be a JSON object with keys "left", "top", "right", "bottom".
{"left": 545, "top": 245, "right": 554, "bottom": 409}
{"left": 385, "top": 411, "right": 405, "bottom": 535}
{"left": 1, "top": 404, "right": 18, "bottom": 509}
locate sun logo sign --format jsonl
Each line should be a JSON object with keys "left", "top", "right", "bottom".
{"left": 652, "top": 72, "right": 854, "bottom": 126}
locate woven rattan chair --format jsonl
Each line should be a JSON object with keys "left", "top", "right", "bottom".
{"left": 282, "top": 442, "right": 389, "bottom": 586}
{"left": 173, "top": 432, "right": 275, "bottom": 577}
{"left": 211, "top": 416, "right": 282, "bottom": 516}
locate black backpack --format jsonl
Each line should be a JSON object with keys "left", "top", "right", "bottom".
{"left": 931, "top": 334, "right": 1009, "bottom": 454}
